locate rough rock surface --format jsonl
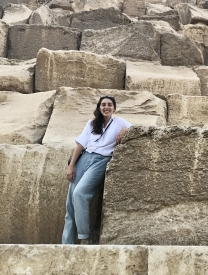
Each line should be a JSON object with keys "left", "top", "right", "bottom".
{"left": 70, "top": 7, "right": 131, "bottom": 31}
{"left": 125, "top": 61, "right": 201, "bottom": 96}
{"left": 183, "top": 23, "right": 208, "bottom": 45}
{"left": 123, "top": 0, "right": 146, "bottom": 16}
{"left": 42, "top": 87, "right": 167, "bottom": 146}
{"left": 7, "top": 25, "right": 81, "bottom": 60}
{"left": 100, "top": 126, "right": 208, "bottom": 245}
{"left": 0, "top": 144, "right": 69, "bottom": 243}
{"left": 0, "top": 91, "right": 56, "bottom": 144}
{"left": 0, "top": 21, "right": 8, "bottom": 57}
{"left": 146, "top": 3, "right": 173, "bottom": 14}
{"left": 0, "top": 0, "right": 38, "bottom": 6}
{"left": 72, "top": 0, "right": 123, "bottom": 12}
{"left": 148, "top": 246, "right": 208, "bottom": 275}
{"left": 160, "top": 32, "right": 204, "bottom": 66}
{"left": 175, "top": 3, "right": 208, "bottom": 24}
{"left": 48, "top": 0, "right": 74, "bottom": 11}
{"left": 167, "top": 94, "right": 208, "bottom": 126}
{"left": 35, "top": 48, "right": 126, "bottom": 92}
{"left": 0, "top": 63, "right": 35, "bottom": 93}
{"left": 194, "top": 66, "right": 208, "bottom": 95}
{"left": 0, "top": 245, "right": 148, "bottom": 275}
{"left": 2, "top": 4, "right": 32, "bottom": 25}
{"left": 0, "top": 5, "right": 3, "bottom": 18}
{"left": 81, "top": 22, "right": 160, "bottom": 61}
{"left": 167, "top": 0, "right": 197, "bottom": 7}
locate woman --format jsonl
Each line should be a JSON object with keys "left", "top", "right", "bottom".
{"left": 62, "top": 95, "right": 132, "bottom": 244}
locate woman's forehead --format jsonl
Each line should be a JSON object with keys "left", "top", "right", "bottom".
{"left": 100, "top": 98, "right": 113, "bottom": 104}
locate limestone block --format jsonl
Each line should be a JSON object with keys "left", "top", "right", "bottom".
{"left": 194, "top": 66, "right": 208, "bottom": 95}
{"left": 0, "top": 63, "right": 35, "bottom": 93}
{"left": 100, "top": 126, "right": 208, "bottom": 245}
{"left": 70, "top": 7, "right": 131, "bottom": 31}
{"left": 146, "top": 3, "right": 173, "bottom": 14}
{"left": 0, "top": 21, "right": 8, "bottom": 57}
{"left": 0, "top": 5, "right": 3, "bottom": 18}
{"left": 160, "top": 32, "right": 204, "bottom": 66}
{"left": 167, "top": 94, "right": 208, "bottom": 126}
{"left": 75, "top": 0, "right": 123, "bottom": 12}
{"left": 0, "top": 245, "right": 148, "bottom": 274}
{"left": 123, "top": 0, "right": 146, "bottom": 16}
{"left": 0, "top": 0, "right": 38, "bottom": 7}
{"left": 0, "top": 91, "right": 56, "bottom": 144}
{"left": 0, "top": 57, "right": 36, "bottom": 65}
{"left": 183, "top": 23, "right": 208, "bottom": 46}
{"left": 167, "top": 0, "right": 197, "bottom": 7}
{"left": 81, "top": 22, "right": 160, "bottom": 61}
{"left": 196, "top": 42, "right": 208, "bottom": 65}
{"left": 7, "top": 25, "right": 81, "bottom": 60}
{"left": 48, "top": 0, "right": 74, "bottom": 11}
{"left": 0, "top": 144, "right": 69, "bottom": 243}
{"left": 150, "top": 20, "right": 177, "bottom": 34}
{"left": 125, "top": 61, "right": 201, "bottom": 96}
{"left": 149, "top": 246, "right": 208, "bottom": 275}
{"left": 42, "top": 87, "right": 167, "bottom": 146}
{"left": 35, "top": 48, "right": 126, "bottom": 92}
{"left": 175, "top": 3, "right": 208, "bottom": 25}
{"left": 2, "top": 4, "right": 32, "bottom": 25}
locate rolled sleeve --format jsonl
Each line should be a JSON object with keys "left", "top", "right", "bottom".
{"left": 75, "top": 120, "right": 92, "bottom": 148}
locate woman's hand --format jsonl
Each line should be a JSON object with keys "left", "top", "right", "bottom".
{"left": 116, "top": 128, "right": 128, "bottom": 144}
{"left": 67, "top": 165, "right": 75, "bottom": 182}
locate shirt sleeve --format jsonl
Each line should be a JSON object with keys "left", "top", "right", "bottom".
{"left": 75, "top": 120, "right": 92, "bottom": 148}
{"left": 121, "top": 118, "right": 133, "bottom": 128}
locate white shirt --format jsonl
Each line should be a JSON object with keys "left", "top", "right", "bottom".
{"left": 75, "top": 117, "right": 132, "bottom": 156}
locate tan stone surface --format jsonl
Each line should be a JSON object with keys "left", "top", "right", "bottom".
{"left": 167, "top": 0, "right": 197, "bottom": 7}
{"left": 0, "top": 21, "right": 8, "bottom": 57}
{"left": 175, "top": 3, "right": 208, "bottom": 24}
{"left": 146, "top": 3, "right": 173, "bottom": 14}
{"left": 123, "top": 0, "right": 146, "bottom": 16}
{"left": 0, "top": 245, "right": 148, "bottom": 275}
{"left": 73, "top": 0, "right": 123, "bottom": 12}
{"left": 0, "top": 63, "right": 35, "bottom": 93}
{"left": 2, "top": 4, "right": 32, "bottom": 24}
{"left": 194, "top": 66, "right": 208, "bottom": 96}
{"left": 100, "top": 126, "right": 208, "bottom": 245}
{"left": 0, "top": 144, "right": 69, "bottom": 243}
{"left": 167, "top": 94, "right": 208, "bottom": 126}
{"left": 148, "top": 246, "right": 208, "bottom": 275}
{"left": 0, "top": 91, "right": 56, "bottom": 144}
{"left": 125, "top": 61, "right": 201, "bottom": 96}
{"left": 183, "top": 23, "right": 208, "bottom": 46}
{"left": 42, "top": 87, "right": 167, "bottom": 146}
{"left": 35, "top": 48, "right": 126, "bottom": 92}
{"left": 81, "top": 22, "right": 160, "bottom": 61}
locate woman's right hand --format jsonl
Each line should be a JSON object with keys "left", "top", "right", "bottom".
{"left": 67, "top": 165, "right": 75, "bottom": 182}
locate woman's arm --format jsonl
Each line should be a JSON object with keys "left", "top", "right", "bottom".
{"left": 116, "top": 128, "right": 128, "bottom": 144}
{"left": 66, "top": 143, "right": 84, "bottom": 182}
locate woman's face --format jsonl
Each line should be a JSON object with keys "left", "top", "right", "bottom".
{"left": 99, "top": 98, "right": 115, "bottom": 120}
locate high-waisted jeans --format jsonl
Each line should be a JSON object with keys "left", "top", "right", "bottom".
{"left": 62, "top": 151, "right": 111, "bottom": 244}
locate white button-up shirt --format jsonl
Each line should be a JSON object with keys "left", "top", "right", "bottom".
{"left": 75, "top": 117, "right": 132, "bottom": 156}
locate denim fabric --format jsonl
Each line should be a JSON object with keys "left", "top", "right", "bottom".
{"left": 62, "top": 151, "right": 111, "bottom": 244}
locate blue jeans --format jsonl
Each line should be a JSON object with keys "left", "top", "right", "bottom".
{"left": 62, "top": 151, "right": 111, "bottom": 244}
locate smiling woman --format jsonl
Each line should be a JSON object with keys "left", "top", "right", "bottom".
{"left": 62, "top": 96, "right": 132, "bottom": 245}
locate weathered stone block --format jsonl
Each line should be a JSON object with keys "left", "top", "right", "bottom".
{"left": 48, "top": 0, "right": 74, "bottom": 11}
{"left": 183, "top": 23, "right": 208, "bottom": 46}
{"left": 167, "top": 94, "right": 208, "bottom": 126}
{"left": 81, "top": 22, "right": 160, "bottom": 61}
{"left": 0, "top": 62, "right": 35, "bottom": 93}
{"left": 35, "top": 48, "right": 126, "bottom": 92}
{"left": 7, "top": 25, "right": 81, "bottom": 60}
{"left": 0, "top": 21, "right": 8, "bottom": 57}
{"left": 0, "top": 5, "right": 3, "bottom": 18}
{"left": 175, "top": 3, "right": 208, "bottom": 24}
{"left": 194, "top": 66, "right": 208, "bottom": 96}
{"left": 42, "top": 87, "right": 167, "bottom": 146}
{"left": 73, "top": 0, "right": 123, "bottom": 12}
{"left": 70, "top": 7, "right": 131, "bottom": 31}
{"left": 123, "top": 0, "right": 146, "bottom": 16}
{"left": 0, "top": 0, "right": 37, "bottom": 6}
{"left": 0, "top": 245, "right": 148, "bottom": 274}
{"left": 161, "top": 32, "right": 204, "bottom": 66}
{"left": 100, "top": 126, "right": 208, "bottom": 245}
{"left": 2, "top": 4, "right": 32, "bottom": 25}
{"left": 125, "top": 61, "right": 201, "bottom": 96}
{"left": 167, "top": 0, "right": 197, "bottom": 7}
{"left": 0, "top": 91, "right": 56, "bottom": 144}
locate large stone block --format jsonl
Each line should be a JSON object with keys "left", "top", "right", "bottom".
{"left": 0, "top": 21, "right": 8, "bottom": 57}
{"left": 2, "top": 4, "right": 32, "bottom": 25}
{"left": 0, "top": 5, "right": 3, "bottom": 18}
{"left": 42, "top": 87, "right": 167, "bottom": 146}
{"left": 70, "top": 7, "right": 131, "bottom": 31}
{"left": 125, "top": 61, "right": 201, "bottom": 96}
{"left": 167, "top": 94, "right": 208, "bottom": 126}
{"left": 175, "top": 3, "right": 208, "bottom": 24}
{"left": 0, "top": 245, "right": 148, "bottom": 274}
{"left": 167, "top": 0, "right": 197, "bottom": 7}
{"left": 0, "top": 91, "right": 56, "bottom": 144}
{"left": 81, "top": 22, "right": 160, "bottom": 61}
{"left": 35, "top": 48, "right": 126, "bottom": 92}
{"left": 0, "top": 62, "right": 35, "bottom": 93}
{"left": 72, "top": 0, "right": 123, "bottom": 12}
{"left": 0, "top": 144, "right": 69, "bottom": 243}
{"left": 194, "top": 66, "right": 208, "bottom": 96}
{"left": 7, "top": 25, "right": 81, "bottom": 60}
{"left": 123, "top": 0, "right": 146, "bottom": 16}
{"left": 0, "top": 0, "right": 37, "bottom": 6}
{"left": 160, "top": 32, "right": 204, "bottom": 66}
{"left": 183, "top": 23, "right": 208, "bottom": 46}
{"left": 100, "top": 126, "right": 208, "bottom": 245}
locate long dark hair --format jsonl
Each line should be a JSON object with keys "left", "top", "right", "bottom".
{"left": 91, "top": 96, "right": 116, "bottom": 135}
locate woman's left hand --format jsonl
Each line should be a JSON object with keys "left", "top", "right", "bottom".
{"left": 116, "top": 128, "right": 128, "bottom": 144}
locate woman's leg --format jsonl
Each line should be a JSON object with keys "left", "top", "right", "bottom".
{"left": 72, "top": 153, "right": 111, "bottom": 240}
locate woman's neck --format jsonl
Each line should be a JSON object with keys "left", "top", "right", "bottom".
{"left": 103, "top": 117, "right": 112, "bottom": 127}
